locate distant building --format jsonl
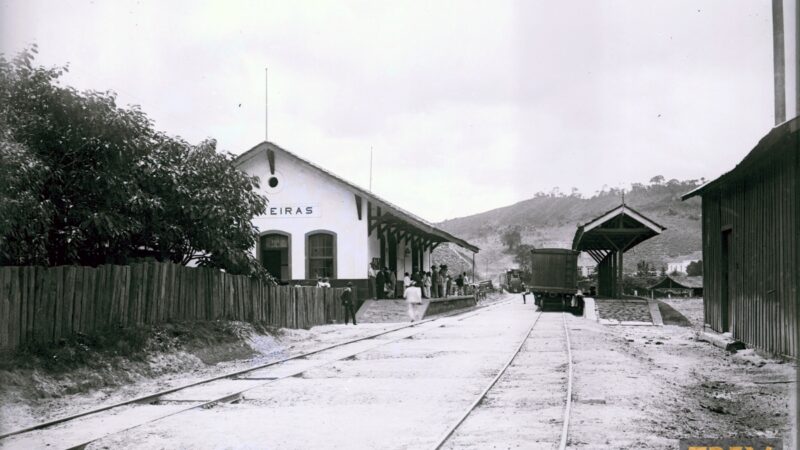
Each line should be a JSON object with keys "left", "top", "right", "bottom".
{"left": 666, "top": 261, "right": 691, "bottom": 274}
{"left": 648, "top": 275, "right": 703, "bottom": 298}
{"left": 682, "top": 1, "right": 798, "bottom": 358}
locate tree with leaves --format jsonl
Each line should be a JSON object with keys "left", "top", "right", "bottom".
{"left": 686, "top": 260, "right": 703, "bottom": 276}
{"left": 500, "top": 226, "right": 522, "bottom": 252}
{"left": 0, "top": 47, "right": 270, "bottom": 279}
{"left": 636, "top": 260, "right": 652, "bottom": 277}
{"left": 512, "top": 243, "right": 535, "bottom": 279}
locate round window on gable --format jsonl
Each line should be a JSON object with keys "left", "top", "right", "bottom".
{"left": 263, "top": 170, "right": 284, "bottom": 193}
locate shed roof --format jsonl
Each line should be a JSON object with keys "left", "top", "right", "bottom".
{"left": 682, "top": 116, "right": 800, "bottom": 200}
{"left": 235, "top": 141, "right": 479, "bottom": 253}
{"left": 649, "top": 275, "right": 704, "bottom": 290}
{"left": 572, "top": 204, "right": 666, "bottom": 252}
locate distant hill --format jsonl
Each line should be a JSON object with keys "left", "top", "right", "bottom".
{"left": 436, "top": 177, "right": 703, "bottom": 279}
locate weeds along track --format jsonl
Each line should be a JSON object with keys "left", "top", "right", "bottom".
{"left": 0, "top": 297, "right": 512, "bottom": 450}
{"left": 432, "top": 311, "right": 575, "bottom": 450}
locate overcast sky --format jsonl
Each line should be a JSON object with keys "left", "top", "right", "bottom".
{"left": 1, "top": 1, "right": 776, "bottom": 222}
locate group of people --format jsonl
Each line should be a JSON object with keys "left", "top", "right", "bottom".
{"left": 370, "top": 263, "right": 471, "bottom": 300}
{"left": 401, "top": 267, "right": 471, "bottom": 321}
{"left": 339, "top": 264, "right": 477, "bottom": 326}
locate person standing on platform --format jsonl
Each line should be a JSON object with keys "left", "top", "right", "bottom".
{"left": 431, "top": 267, "right": 440, "bottom": 298}
{"left": 438, "top": 265, "right": 448, "bottom": 298}
{"left": 446, "top": 275, "right": 452, "bottom": 297}
{"left": 423, "top": 271, "right": 432, "bottom": 298}
{"left": 368, "top": 262, "right": 377, "bottom": 299}
{"left": 375, "top": 267, "right": 386, "bottom": 299}
{"left": 388, "top": 269, "right": 397, "bottom": 298}
{"left": 404, "top": 280, "right": 423, "bottom": 322}
{"left": 341, "top": 282, "right": 357, "bottom": 325}
{"left": 456, "top": 273, "right": 464, "bottom": 295}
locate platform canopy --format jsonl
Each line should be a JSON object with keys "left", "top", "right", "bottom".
{"left": 572, "top": 204, "right": 665, "bottom": 298}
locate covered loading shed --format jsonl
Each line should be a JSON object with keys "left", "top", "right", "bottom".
{"left": 648, "top": 275, "right": 704, "bottom": 298}
{"left": 572, "top": 204, "right": 666, "bottom": 298}
{"left": 682, "top": 116, "right": 799, "bottom": 358}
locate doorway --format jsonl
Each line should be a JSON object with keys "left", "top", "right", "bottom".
{"left": 720, "top": 229, "right": 732, "bottom": 332}
{"left": 260, "top": 233, "right": 291, "bottom": 281}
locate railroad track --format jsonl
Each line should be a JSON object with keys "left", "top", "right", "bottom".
{"left": 432, "top": 311, "right": 575, "bottom": 450}
{"left": 0, "top": 296, "right": 513, "bottom": 450}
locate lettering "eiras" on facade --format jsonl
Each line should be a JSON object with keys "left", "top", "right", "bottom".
{"left": 267, "top": 205, "right": 320, "bottom": 218}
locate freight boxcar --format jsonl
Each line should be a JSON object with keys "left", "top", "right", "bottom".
{"left": 530, "top": 248, "right": 584, "bottom": 314}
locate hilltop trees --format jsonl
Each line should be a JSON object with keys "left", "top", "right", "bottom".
{"left": 0, "top": 48, "right": 269, "bottom": 278}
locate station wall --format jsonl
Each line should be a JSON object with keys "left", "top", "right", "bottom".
{"left": 237, "top": 146, "right": 369, "bottom": 280}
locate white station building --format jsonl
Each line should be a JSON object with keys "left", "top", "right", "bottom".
{"left": 234, "top": 142, "right": 479, "bottom": 298}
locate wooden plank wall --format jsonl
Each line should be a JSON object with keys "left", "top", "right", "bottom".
{"left": 701, "top": 142, "right": 798, "bottom": 358}
{"left": 0, "top": 262, "right": 351, "bottom": 350}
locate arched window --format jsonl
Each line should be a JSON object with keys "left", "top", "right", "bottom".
{"left": 259, "top": 232, "right": 291, "bottom": 281}
{"left": 306, "top": 231, "right": 336, "bottom": 279}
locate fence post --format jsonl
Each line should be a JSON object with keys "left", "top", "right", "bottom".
{"left": 0, "top": 268, "right": 10, "bottom": 349}
{"left": 61, "top": 266, "right": 76, "bottom": 338}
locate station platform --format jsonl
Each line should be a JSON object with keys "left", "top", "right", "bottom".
{"left": 356, "top": 295, "right": 477, "bottom": 323}
{"left": 592, "top": 297, "right": 663, "bottom": 326}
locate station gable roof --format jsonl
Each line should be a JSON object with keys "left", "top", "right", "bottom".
{"left": 235, "top": 141, "right": 479, "bottom": 253}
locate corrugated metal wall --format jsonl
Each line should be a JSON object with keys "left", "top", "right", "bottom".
{"left": 701, "top": 140, "right": 798, "bottom": 358}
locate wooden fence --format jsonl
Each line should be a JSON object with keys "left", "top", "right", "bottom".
{"left": 0, "top": 262, "right": 352, "bottom": 350}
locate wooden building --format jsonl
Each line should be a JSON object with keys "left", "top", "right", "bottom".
{"left": 682, "top": 117, "right": 799, "bottom": 358}
{"left": 681, "top": 0, "right": 799, "bottom": 358}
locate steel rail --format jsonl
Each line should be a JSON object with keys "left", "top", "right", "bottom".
{"left": 558, "top": 312, "right": 574, "bottom": 450}
{"left": 1, "top": 295, "right": 512, "bottom": 446}
{"left": 63, "top": 307, "right": 501, "bottom": 449}
{"left": 431, "top": 310, "right": 545, "bottom": 450}
{"left": 432, "top": 311, "right": 576, "bottom": 450}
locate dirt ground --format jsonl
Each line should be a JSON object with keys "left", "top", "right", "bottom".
{"left": 0, "top": 294, "right": 507, "bottom": 437}
{"left": 1, "top": 295, "right": 796, "bottom": 449}
{"left": 569, "top": 297, "right": 797, "bottom": 449}
{"left": 0, "top": 321, "right": 402, "bottom": 434}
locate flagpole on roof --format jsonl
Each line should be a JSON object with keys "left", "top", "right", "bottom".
{"left": 369, "top": 146, "right": 373, "bottom": 191}
{"left": 264, "top": 67, "right": 269, "bottom": 141}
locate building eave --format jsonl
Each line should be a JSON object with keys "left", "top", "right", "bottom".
{"left": 682, "top": 115, "right": 800, "bottom": 200}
